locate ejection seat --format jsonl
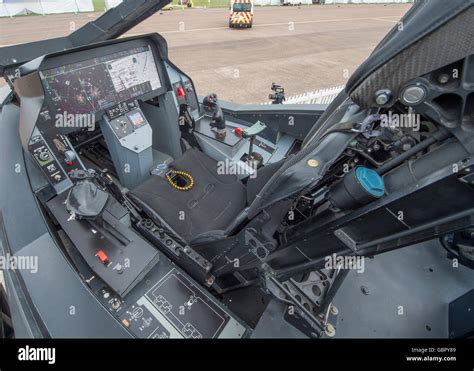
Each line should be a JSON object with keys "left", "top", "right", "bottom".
{"left": 127, "top": 89, "right": 352, "bottom": 245}
{"left": 128, "top": 147, "right": 285, "bottom": 243}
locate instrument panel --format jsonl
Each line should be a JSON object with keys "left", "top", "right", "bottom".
{"left": 17, "top": 36, "right": 201, "bottom": 194}
{"left": 22, "top": 37, "right": 167, "bottom": 193}
{"left": 39, "top": 44, "right": 162, "bottom": 115}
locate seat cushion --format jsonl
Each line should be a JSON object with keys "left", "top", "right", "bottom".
{"left": 130, "top": 149, "right": 247, "bottom": 242}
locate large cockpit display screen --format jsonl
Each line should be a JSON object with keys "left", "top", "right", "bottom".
{"left": 40, "top": 45, "right": 161, "bottom": 115}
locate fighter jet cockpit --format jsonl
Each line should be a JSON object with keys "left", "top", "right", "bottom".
{"left": 2, "top": 0, "right": 473, "bottom": 341}
{"left": 12, "top": 32, "right": 318, "bottom": 338}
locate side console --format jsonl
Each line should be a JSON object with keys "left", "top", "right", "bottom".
{"left": 28, "top": 125, "right": 85, "bottom": 194}
{"left": 46, "top": 191, "right": 248, "bottom": 339}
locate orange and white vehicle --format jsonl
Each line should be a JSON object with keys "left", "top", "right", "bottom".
{"left": 229, "top": 0, "right": 254, "bottom": 28}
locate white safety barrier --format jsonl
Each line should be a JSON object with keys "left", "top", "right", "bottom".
{"left": 323, "top": 0, "right": 413, "bottom": 4}
{"left": 263, "top": 85, "right": 344, "bottom": 105}
{"left": 0, "top": 0, "right": 94, "bottom": 17}
{"left": 105, "top": 0, "right": 122, "bottom": 9}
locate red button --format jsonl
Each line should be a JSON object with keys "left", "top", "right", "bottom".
{"left": 234, "top": 127, "right": 243, "bottom": 136}
{"left": 176, "top": 86, "right": 186, "bottom": 97}
{"left": 96, "top": 250, "right": 109, "bottom": 265}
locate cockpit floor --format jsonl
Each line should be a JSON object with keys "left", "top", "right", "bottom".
{"left": 251, "top": 240, "right": 474, "bottom": 338}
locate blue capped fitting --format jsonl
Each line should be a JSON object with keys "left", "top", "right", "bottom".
{"left": 328, "top": 166, "right": 385, "bottom": 210}
{"left": 355, "top": 166, "right": 385, "bottom": 198}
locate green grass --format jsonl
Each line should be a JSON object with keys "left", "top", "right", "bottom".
{"left": 182, "top": 0, "right": 229, "bottom": 8}
{"left": 92, "top": 0, "right": 107, "bottom": 12}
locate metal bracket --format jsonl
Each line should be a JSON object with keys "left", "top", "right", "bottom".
{"left": 245, "top": 228, "right": 270, "bottom": 261}
{"left": 264, "top": 265, "right": 348, "bottom": 338}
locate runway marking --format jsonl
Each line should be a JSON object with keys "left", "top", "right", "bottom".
{"left": 371, "top": 17, "right": 399, "bottom": 23}
{"left": 0, "top": 15, "right": 401, "bottom": 47}
{"left": 126, "top": 15, "right": 401, "bottom": 35}
{"left": 253, "top": 15, "right": 399, "bottom": 28}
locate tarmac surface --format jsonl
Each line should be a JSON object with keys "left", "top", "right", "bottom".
{"left": 0, "top": 4, "right": 412, "bottom": 102}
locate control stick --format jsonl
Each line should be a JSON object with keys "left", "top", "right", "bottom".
{"left": 202, "top": 93, "right": 226, "bottom": 140}
{"left": 66, "top": 169, "right": 109, "bottom": 220}
{"left": 235, "top": 121, "right": 267, "bottom": 169}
